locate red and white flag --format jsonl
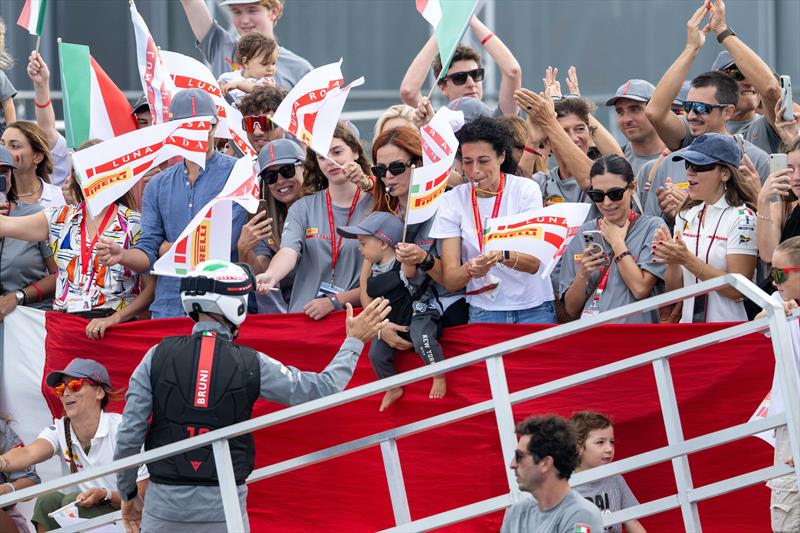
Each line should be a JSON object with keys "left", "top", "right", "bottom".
{"left": 420, "top": 106, "right": 463, "bottom": 166}
{"left": 71, "top": 117, "right": 214, "bottom": 216}
{"left": 130, "top": 1, "right": 174, "bottom": 124}
{"left": 271, "top": 59, "right": 364, "bottom": 158}
{"left": 483, "top": 203, "right": 592, "bottom": 278}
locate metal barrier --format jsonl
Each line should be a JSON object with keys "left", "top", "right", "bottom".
{"left": 1, "top": 273, "right": 798, "bottom": 533}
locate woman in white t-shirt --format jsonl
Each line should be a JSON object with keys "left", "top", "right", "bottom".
{"left": 0, "top": 121, "right": 64, "bottom": 209}
{"left": 0, "top": 358, "right": 147, "bottom": 531}
{"left": 652, "top": 133, "right": 757, "bottom": 323}
{"left": 430, "top": 116, "right": 556, "bottom": 324}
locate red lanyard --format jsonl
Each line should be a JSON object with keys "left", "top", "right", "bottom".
{"left": 80, "top": 204, "right": 116, "bottom": 280}
{"left": 326, "top": 188, "right": 361, "bottom": 275}
{"left": 471, "top": 172, "right": 506, "bottom": 253}
{"left": 593, "top": 211, "right": 636, "bottom": 302}
{"left": 693, "top": 205, "right": 728, "bottom": 282}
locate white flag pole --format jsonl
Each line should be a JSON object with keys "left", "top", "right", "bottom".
{"left": 400, "top": 165, "right": 416, "bottom": 243}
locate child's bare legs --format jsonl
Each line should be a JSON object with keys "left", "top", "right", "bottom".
{"left": 430, "top": 375, "right": 446, "bottom": 399}
{"left": 380, "top": 387, "right": 404, "bottom": 411}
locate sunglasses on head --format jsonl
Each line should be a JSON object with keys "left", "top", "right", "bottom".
{"left": 261, "top": 163, "right": 298, "bottom": 185}
{"left": 682, "top": 101, "right": 729, "bottom": 115}
{"left": 442, "top": 68, "right": 484, "bottom": 86}
{"left": 242, "top": 115, "right": 276, "bottom": 133}
{"left": 586, "top": 186, "right": 629, "bottom": 203}
{"left": 723, "top": 66, "right": 745, "bottom": 82}
{"left": 772, "top": 266, "right": 800, "bottom": 284}
{"left": 53, "top": 378, "right": 96, "bottom": 397}
{"left": 371, "top": 160, "right": 411, "bottom": 179}
{"left": 684, "top": 161, "right": 719, "bottom": 173}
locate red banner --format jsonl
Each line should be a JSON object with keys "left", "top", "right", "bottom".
{"left": 41, "top": 312, "right": 774, "bottom": 532}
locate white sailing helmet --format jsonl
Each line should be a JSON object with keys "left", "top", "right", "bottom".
{"left": 180, "top": 260, "right": 254, "bottom": 326}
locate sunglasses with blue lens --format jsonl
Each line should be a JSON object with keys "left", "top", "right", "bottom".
{"left": 682, "top": 101, "right": 729, "bottom": 115}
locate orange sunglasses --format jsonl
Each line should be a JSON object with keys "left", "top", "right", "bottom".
{"left": 53, "top": 378, "right": 96, "bottom": 397}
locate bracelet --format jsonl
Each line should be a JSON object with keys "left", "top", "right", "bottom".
{"left": 329, "top": 295, "right": 343, "bottom": 311}
{"left": 361, "top": 176, "right": 374, "bottom": 191}
{"left": 614, "top": 251, "right": 632, "bottom": 264}
{"left": 417, "top": 252, "right": 435, "bottom": 272}
{"left": 523, "top": 146, "right": 540, "bottom": 156}
{"left": 3, "top": 482, "right": 14, "bottom": 493}
{"left": 756, "top": 213, "right": 774, "bottom": 222}
{"left": 34, "top": 98, "right": 51, "bottom": 109}
{"left": 32, "top": 282, "right": 43, "bottom": 302}
{"left": 510, "top": 252, "right": 519, "bottom": 270}
{"left": 695, "top": 262, "right": 705, "bottom": 279}
{"left": 480, "top": 33, "right": 494, "bottom": 46}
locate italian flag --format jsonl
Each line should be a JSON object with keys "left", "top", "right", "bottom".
{"left": 415, "top": 0, "right": 479, "bottom": 79}
{"left": 575, "top": 524, "right": 591, "bottom": 533}
{"left": 16, "top": 0, "right": 47, "bottom": 36}
{"left": 58, "top": 41, "right": 138, "bottom": 149}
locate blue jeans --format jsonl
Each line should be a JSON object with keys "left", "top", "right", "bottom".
{"left": 468, "top": 301, "right": 557, "bottom": 324}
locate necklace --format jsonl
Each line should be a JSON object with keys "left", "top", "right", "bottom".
{"left": 15, "top": 179, "right": 42, "bottom": 198}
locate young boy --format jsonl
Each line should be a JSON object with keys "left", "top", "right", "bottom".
{"left": 570, "top": 411, "right": 647, "bottom": 533}
{"left": 338, "top": 212, "right": 447, "bottom": 411}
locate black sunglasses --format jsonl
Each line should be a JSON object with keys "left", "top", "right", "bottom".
{"left": 586, "top": 186, "right": 629, "bottom": 203}
{"left": 684, "top": 161, "right": 719, "bottom": 173}
{"left": 371, "top": 160, "right": 411, "bottom": 179}
{"left": 260, "top": 163, "right": 298, "bottom": 185}
{"left": 682, "top": 101, "right": 729, "bottom": 115}
{"left": 723, "top": 66, "right": 745, "bottom": 82}
{"left": 442, "top": 68, "right": 484, "bottom": 86}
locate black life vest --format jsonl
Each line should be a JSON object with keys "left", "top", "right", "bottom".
{"left": 145, "top": 331, "right": 261, "bottom": 486}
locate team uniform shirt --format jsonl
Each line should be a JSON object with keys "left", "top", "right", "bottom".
{"left": 430, "top": 175, "right": 554, "bottom": 311}
{"left": 280, "top": 189, "right": 373, "bottom": 312}
{"left": 37, "top": 411, "right": 147, "bottom": 493}
{"left": 501, "top": 490, "right": 604, "bottom": 533}
{"left": 675, "top": 197, "right": 757, "bottom": 323}
{"left": 134, "top": 152, "right": 246, "bottom": 318}
{"left": 45, "top": 203, "right": 142, "bottom": 313}
{"left": 0, "top": 419, "right": 40, "bottom": 533}
{"left": 2, "top": 202, "right": 53, "bottom": 310}
{"left": 623, "top": 143, "right": 662, "bottom": 179}
{"left": 739, "top": 115, "right": 782, "bottom": 155}
{"left": 558, "top": 215, "right": 667, "bottom": 324}
{"left": 197, "top": 21, "right": 312, "bottom": 90}
{"left": 574, "top": 474, "right": 640, "bottom": 533}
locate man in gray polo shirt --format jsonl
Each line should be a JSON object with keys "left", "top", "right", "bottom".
{"left": 179, "top": 0, "right": 312, "bottom": 89}
{"left": 606, "top": 79, "right": 665, "bottom": 177}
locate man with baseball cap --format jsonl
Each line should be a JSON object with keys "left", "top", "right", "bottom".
{"left": 131, "top": 94, "right": 152, "bottom": 129}
{"left": 96, "top": 89, "right": 248, "bottom": 319}
{"left": 606, "top": 79, "right": 666, "bottom": 177}
{"left": 179, "top": 0, "right": 312, "bottom": 89}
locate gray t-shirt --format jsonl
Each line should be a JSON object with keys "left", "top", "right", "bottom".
{"left": 558, "top": 215, "right": 667, "bottom": 323}
{"left": 197, "top": 21, "right": 312, "bottom": 91}
{"left": 726, "top": 115, "right": 759, "bottom": 135}
{"left": 623, "top": 143, "right": 661, "bottom": 178}
{"left": 0, "top": 71, "right": 15, "bottom": 131}
{"left": 501, "top": 490, "right": 604, "bottom": 533}
{"left": 574, "top": 474, "right": 639, "bottom": 533}
{"left": 738, "top": 114, "right": 782, "bottom": 155}
{"left": 280, "top": 190, "right": 373, "bottom": 311}
{"left": 253, "top": 238, "right": 293, "bottom": 314}
{"left": 2, "top": 202, "right": 53, "bottom": 310}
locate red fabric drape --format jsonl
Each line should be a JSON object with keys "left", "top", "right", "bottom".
{"left": 42, "top": 312, "right": 774, "bottom": 532}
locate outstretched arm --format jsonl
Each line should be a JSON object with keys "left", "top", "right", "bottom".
{"left": 400, "top": 36, "right": 439, "bottom": 108}
{"left": 179, "top": 0, "right": 215, "bottom": 43}
{"left": 470, "top": 17, "right": 521, "bottom": 116}
{"left": 27, "top": 51, "right": 58, "bottom": 149}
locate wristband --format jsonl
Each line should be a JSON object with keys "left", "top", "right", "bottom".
{"left": 329, "top": 295, "right": 343, "bottom": 311}
{"left": 717, "top": 26, "right": 735, "bottom": 43}
{"left": 480, "top": 33, "right": 495, "bottom": 46}
{"left": 34, "top": 98, "right": 51, "bottom": 109}
{"left": 523, "top": 146, "right": 540, "bottom": 156}
{"left": 417, "top": 252, "right": 435, "bottom": 272}
{"left": 32, "top": 282, "right": 43, "bottom": 302}
{"left": 614, "top": 251, "right": 632, "bottom": 264}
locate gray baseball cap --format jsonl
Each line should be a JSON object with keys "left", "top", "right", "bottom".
{"left": 0, "top": 145, "right": 16, "bottom": 169}
{"left": 712, "top": 51, "right": 735, "bottom": 72}
{"left": 447, "top": 96, "right": 492, "bottom": 123}
{"left": 131, "top": 94, "right": 150, "bottom": 115}
{"left": 605, "top": 79, "right": 655, "bottom": 106}
{"left": 169, "top": 88, "right": 218, "bottom": 122}
{"left": 45, "top": 358, "right": 112, "bottom": 388}
{"left": 337, "top": 211, "right": 404, "bottom": 247}
{"left": 257, "top": 139, "right": 305, "bottom": 174}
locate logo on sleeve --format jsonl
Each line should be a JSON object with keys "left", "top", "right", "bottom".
{"left": 575, "top": 524, "right": 591, "bottom": 533}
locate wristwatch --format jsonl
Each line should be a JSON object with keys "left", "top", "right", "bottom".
{"left": 717, "top": 26, "right": 736, "bottom": 43}
{"left": 14, "top": 290, "right": 25, "bottom": 305}
{"left": 502, "top": 250, "right": 511, "bottom": 264}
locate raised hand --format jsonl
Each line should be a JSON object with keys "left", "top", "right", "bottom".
{"left": 686, "top": 3, "right": 711, "bottom": 51}
{"left": 413, "top": 97, "right": 435, "bottom": 129}
{"left": 345, "top": 297, "right": 391, "bottom": 342}
{"left": 566, "top": 66, "right": 580, "bottom": 96}
{"left": 26, "top": 50, "right": 50, "bottom": 86}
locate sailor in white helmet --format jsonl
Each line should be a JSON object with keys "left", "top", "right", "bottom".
{"left": 114, "top": 259, "right": 390, "bottom": 532}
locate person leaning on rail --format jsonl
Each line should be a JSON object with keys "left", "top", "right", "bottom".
{"left": 115, "top": 259, "right": 390, "bottom": 533}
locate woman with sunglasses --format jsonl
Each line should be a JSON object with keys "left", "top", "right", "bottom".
{"left": 560, "top": 155, "right": 667, "bottom": 323}
{"left": 0, "top": 359, "right": 148, "bottom": 531}
{"left": 430, "top": 116, "right": 556, "bottom": 324}
{"left": 238, "top": 139, "right": 306, "bottom": 313}
{"left": 255, "top": 123, "right": 373, "bottom": 320}
{"left": 652, "top": 133, "right": 758, "bottom": 323}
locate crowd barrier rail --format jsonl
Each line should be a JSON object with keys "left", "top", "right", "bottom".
{"left": 1, "top": 273, "right": 798, "bottom": 533}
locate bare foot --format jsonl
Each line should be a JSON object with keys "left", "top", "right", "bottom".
{"left": 429, "top": 375, "right": 446, "bottom": 399}
{"left": 379, "top": 387, "right": 404, "bottom": 411}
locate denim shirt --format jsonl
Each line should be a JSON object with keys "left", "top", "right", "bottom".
{"left": 134, "top": 152, "right": 246, "bottom": 318}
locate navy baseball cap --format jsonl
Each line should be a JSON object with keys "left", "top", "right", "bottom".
{"left": 337, "top": 211, "right": 403, "bottom": 247}
{"left": 0, "top": 145, "right": 16, "bottom": 169}
{"left": 672, "top": 133, "right": 742, "bottom": 167}
{"left": 46, "top": 358, "right": 111, "bottom": 388}
{"left": 712, "top": 51, "right": 735, "bottom": 72}
{"left": 169, "top": 88, "right": 218, "bottom": 122}
{"left": 605, "top": 79, "right": 655, "bottom": 106}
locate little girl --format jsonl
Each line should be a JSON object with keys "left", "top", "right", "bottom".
{"left": 570, "top": 411, "right": 647, "bottom": 533}
{"left": 218, "top": 32, "right": 278, "bottom": 105}
{"left": 756, "top": 236, "right": 800, "bottom": 532}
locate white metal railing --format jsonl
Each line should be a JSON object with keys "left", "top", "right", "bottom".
{"left": 1, "top": 274, "right": 798, "bottom": 533}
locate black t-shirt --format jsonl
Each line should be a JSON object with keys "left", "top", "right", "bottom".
{"left": 781, "top": 204, "right": 800, "bottom": 243}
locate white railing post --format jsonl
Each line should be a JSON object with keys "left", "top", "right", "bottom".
{"left": 212, "top": 439, "right": 246, "bottom": 533}
{"left": 652, "top": 358, "right": 702, "bottom": 532}
{"left": 485, "top": 354, "right": 520, "bottom": 498}
{"left": 380, "top": 438, "right": 412, "bottom": 525}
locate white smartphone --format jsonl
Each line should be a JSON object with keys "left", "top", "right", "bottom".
{"left": 582, "top": 230, "right": 605, "bottom": 256}
{"left": 769, "top": 153, "right": 789, "bottom": 203}
{"left": 780, "top": 75, "right": 793, "bottom": 122}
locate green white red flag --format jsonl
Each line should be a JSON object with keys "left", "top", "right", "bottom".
{"left": 415, "top": 0, "right": 479, "bottom": 79}
{"left": 130, "top": 1, "right": 174, "bottom": 124}
{"left": 58, "top": 40, "right": 138, "bottom": 149}
{"left": 17, "top": 0, "right": 47, "bottom": 36}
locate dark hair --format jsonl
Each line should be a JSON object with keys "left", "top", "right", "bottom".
{"left": 680, "top": 162, "right": 756, "bottom": 213}
{"left": 238, "top": 86, "right": 286, "bottom": 116}
{"left": 432, "top": 44, "right": 482, "bottom": 79}
{"left": 6, "top": 121, "right": 53, "bottom": 185}
{"left": 690, "top": 71, "right": 739, "bottom": 106}
{"left": 515, "top": 414, "right": 579, "bottom": 480}
{"left": 303, "top": 122, "right": 371, "bottom": 195}
{"left": 569, "top": 411, "right": 613, "bottom": 450}
{"left": 371, "top": 127, "right": 422, "bottom": 214}
{"left": 555, "top": 97, "right": 593, "bottom": 126}
{"left": 455, "top": 116, "right": 518, "bottom": 174}
{"left": 70, "top": 139, "right": 138, "bottom": 211}
{"left": 590, "top": 155, "right": 635, "bottom": 185}
{"left": 234, "top": 32, "right": 278, "bottom": 67}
